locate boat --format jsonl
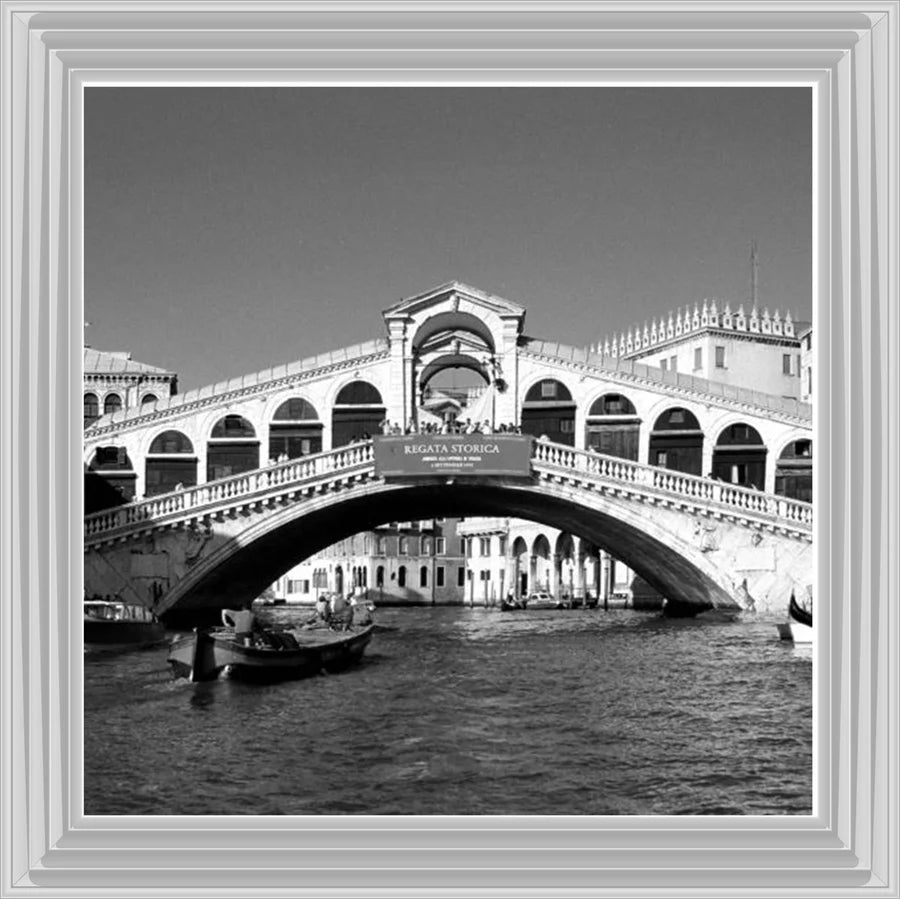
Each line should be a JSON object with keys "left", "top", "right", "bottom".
{"left": 84, "top": 599, "right": 167, "bottom": 653}
{"left": 167, "top": 609, "right": 375, "bottom": 682}
{"left": 777, "top": 593, "right": 813, "bottom": 643}
{"left": 500, "top": 595, "right": 526, "bottom": 611}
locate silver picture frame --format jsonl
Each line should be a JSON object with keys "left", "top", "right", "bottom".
{"left": 2, "top": 1, "right": 897, "bottom": 895}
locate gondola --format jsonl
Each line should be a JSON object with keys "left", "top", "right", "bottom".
{"left": 776, "top": 592, "right": 813, "bottom": 644}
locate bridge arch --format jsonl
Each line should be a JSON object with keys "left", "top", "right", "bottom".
{"left": 409, "top": 310, "right": 497, "bottom": 354}
{"left": 154, "top": 475, "right": 756, "bottom": 621}
{"left": 774, "top": 437, "right": 813, "bottom": 502}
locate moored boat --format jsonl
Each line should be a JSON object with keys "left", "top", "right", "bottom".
{"left": 84, "top": 600, "right": 167, "bottom": 653}
{"left": 168, "top": 609, "right": 375, "bottom": 682}
{"left": 777, "top": 592, "right": 813, "bottom": 643}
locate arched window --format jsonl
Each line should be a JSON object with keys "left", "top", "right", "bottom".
{"left": 421, "top": 536, "right": 433, "bottom": 555}
{"left": 270, "top": 397, "right": 323, "bottom": 460}
{"left": 332, "top": 381, "right": 385, "bottom": 448}
{"left": 420, "top": 566, "right": 428, "bottom": 587}
{"left": 712, "top": 423, "right": 767, "bottom": 489}
{"left": 521, "top": 379, "right": 576, "bottom": 446}
{"left": 398, "top": 565, "right": 407, "bottom": 588}
{"left": 376, "top": 565, "right": 385, "bottom": 588}
{"left": 84, "top": 393, "right": 99, "bottom": 428}
{"left": 141, "top": 393, "right": 158, "bottom": 406}
{"left": 207, "top": 415, "right": 259, "bottom": 482}
{"left": 145, "top": 430, "right": 197, "bottom": 496}
{"left": 103, "top": 393, "right": 122, "bottom": 415}
{"left": 399, "top": 536, "right": 409, "bottom": 555}
{"left": 648, "top": 407, "right": 704, "bottom": 475}
{"left": 586, "top": 393, "right": 639, "bottom": 459}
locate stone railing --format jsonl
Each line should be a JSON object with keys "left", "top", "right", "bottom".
{"left": 531, "top": 441, "right": 812, "bottom": 533}
{"left": 84, "top": 442, "right": 376, "bottom": 543}
{"left": 85, "top": 439, "right": 812, "bottom": 545}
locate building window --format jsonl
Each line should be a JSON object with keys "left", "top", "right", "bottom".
{"left": 560, "top": 419, "right": 575, "bottom": 433}
{"left": 376, "top": 536, "right": 387, "bottom": 554}
{"left": 457, "top": 567, "right": 465, "bottom": 587}
{"left": 715, "top": 346, "right": 726, "bottom": 368}
{"left": 463, "top": 539, "right": 472, "bottom": 558}
{"left": 783, "top": 354, "right": 792, "bottom": 375}
{"left": 420, "top": 566, "right": 428, "bottom": 587}
{"left": 436, "top": 566, "right": 445, "bottom": 587}
{"left": 670, "top": 355, "right": 677, "bottom": 372}
{"left": 141, "top": 393, "right": 158, "bottom": 406}
{"left": 398, "top": 566, "right": 406, "bottom": 588}
{"left": 541, "top": 381, "right": 557, "bottom": 398}
{"left": 660, "top": 359, "right": 668, "bottom": 372}
{"left": 421, "top": 536, "right": 432, "bottom": 555}
{"left": 376, "top": 565, "right": 384, "bottom": 587}
{"left": 479, "top": 537, "right": 491, "bottom": 556}
{"left": 84, "top": 393, "right": 99, "bottom": 427}
{"left": 399, "top": 536, "right": 409, "bottom": 555}
{"left": 103, "top": 393, "right": 122, "bottom": 415}
{"left": 807, "top": 367, "right": 812, "bottom": 395}
{"left": 498, "top": 536, "right": 507, "bottom": 556}
{"left": 436, "top": 537, "right": 446, "bottom": 555}
{"left": 693, "top": 348, "right": 702, "bottom": 370}
{"left": 796, "top": 354, "right": 801, "bottom": 377}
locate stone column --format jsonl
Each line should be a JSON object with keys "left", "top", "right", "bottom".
{"left": 600, "top": 551, "right": 611, "bottom": 604}
{"left": 576, "top": 548, "right": 587, "bottom": 601}
{"left": 551, "top": 553, "right": 562, "bottom": 600}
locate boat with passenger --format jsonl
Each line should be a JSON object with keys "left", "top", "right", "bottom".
{"left": 776, "top": 593, "right": 813, "bottom": 643}
{"left": 84, "top": 599, "right": 166, "bottom": 653}
{"left": 168, "top": 609, "right": 375, "bottom": 682}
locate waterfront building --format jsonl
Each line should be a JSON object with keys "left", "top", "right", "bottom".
{"left": 272, "top": 518, "right": 466, "bottom": 605}
{"left": 83, "top": 346, "right": 179, "bottom": 508}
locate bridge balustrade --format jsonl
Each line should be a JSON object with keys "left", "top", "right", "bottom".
{"left": 531, "top": 440, "right": 812, "bottom": 528}
{"left": 85, "top": 438, "right": 810, "bottom": 542}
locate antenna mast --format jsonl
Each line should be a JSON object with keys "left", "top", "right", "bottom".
{"left": 750, "top": 240, "right": 759, "bottom": 307}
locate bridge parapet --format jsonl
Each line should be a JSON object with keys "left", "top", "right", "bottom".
{"left": 531, "top": 441, "right": 812, "bottom": 537}
{"left": 84, "top": 442, "right": 376, "bottom": 544}
{"left": 85, "top": 438, "right": 812, "bottom": 547}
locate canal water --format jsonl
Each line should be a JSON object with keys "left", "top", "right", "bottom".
{"left": 84, "top": 606, "right": 812, "bottom": 816}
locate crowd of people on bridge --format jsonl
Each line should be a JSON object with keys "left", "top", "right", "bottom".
{"left": 377, "top": 419, "right": 523, "bottom": 437}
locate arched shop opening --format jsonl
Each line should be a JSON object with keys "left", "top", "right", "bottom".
{"left": 775, "top": 439, "right": 813, "bottom": 502}
{"left": 269, "top": 398, "right": 323, "bottom": 460}
{"left": 331, "top": 381, "right": 385, "bottom": 447}
{"left": 585, "top": 393, "right": 640, "bottom": 460}
{"left": 648, "top": 407, "right": 704, "bottom": 475}
{"left": 88, "top": 446, "right": 137, "bottom": 504}
{"left": 207, "top": 415, "right": 259, "bottom": 482}
{"left": 521, "top": 379, "right": 576, "bottom": 446}
{"left": 712, "top": 423, "right": 767, "bottom": 489}
{"left": 145, "top": 430, "right": 197, "bottom": 496}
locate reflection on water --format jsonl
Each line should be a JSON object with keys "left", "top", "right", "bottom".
{"left": 84, "top": 606, "right": 812, "bottom": 815}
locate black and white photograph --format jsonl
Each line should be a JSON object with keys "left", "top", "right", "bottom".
{"left": 82, "top": 86, "right": 815, "bottom": 816}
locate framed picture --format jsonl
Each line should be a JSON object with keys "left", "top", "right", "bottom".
{"left": 2, "top": 2, "right": 896, "bottom": 895}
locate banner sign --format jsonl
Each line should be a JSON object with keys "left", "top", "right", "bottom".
{"left": 373, "top": 434, "right": 533, "bottom": 478}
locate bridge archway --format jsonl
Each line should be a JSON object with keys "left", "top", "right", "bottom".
{"left": 145, "top": 430, "right": 197, "bottom": 496}
{"left": 712, "top": 423, "right": 767, "bottom": 489}
{"left": 153, "top": 475, "right": 754, "bottom": 622}
{"left": 269, "top": 397, "right": 323, "bottom": 461}
{"left": 521, "top": 378, "right": 576, "bottom": 445}
{"left": 87, "top": 445, "right": 136, "bottom": 505}
{"left": 775, "top": 438, "right": 813, "bottom": 502}
{"left": 649, "top": 407, "right": 704, "bottom": 475}
{"left": 585, "top": 392, "right": 640, "bottom": 459}
{"left": 331, "top": 381, "right": 385, "bottom": 446}
{"left": 207, "top": 415, "right": 259, "bottom": 482}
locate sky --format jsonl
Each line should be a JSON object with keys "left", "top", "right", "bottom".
{"left": 84, "top": 87, "right": 812, "bottom": 391}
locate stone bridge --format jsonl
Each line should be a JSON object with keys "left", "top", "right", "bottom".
{"left": 84, "top": 439, "right": 812, "bottom": 624}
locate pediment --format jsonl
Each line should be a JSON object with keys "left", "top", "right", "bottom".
{"left": 382, "top": 281, "right": 526, "bottom": 322}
